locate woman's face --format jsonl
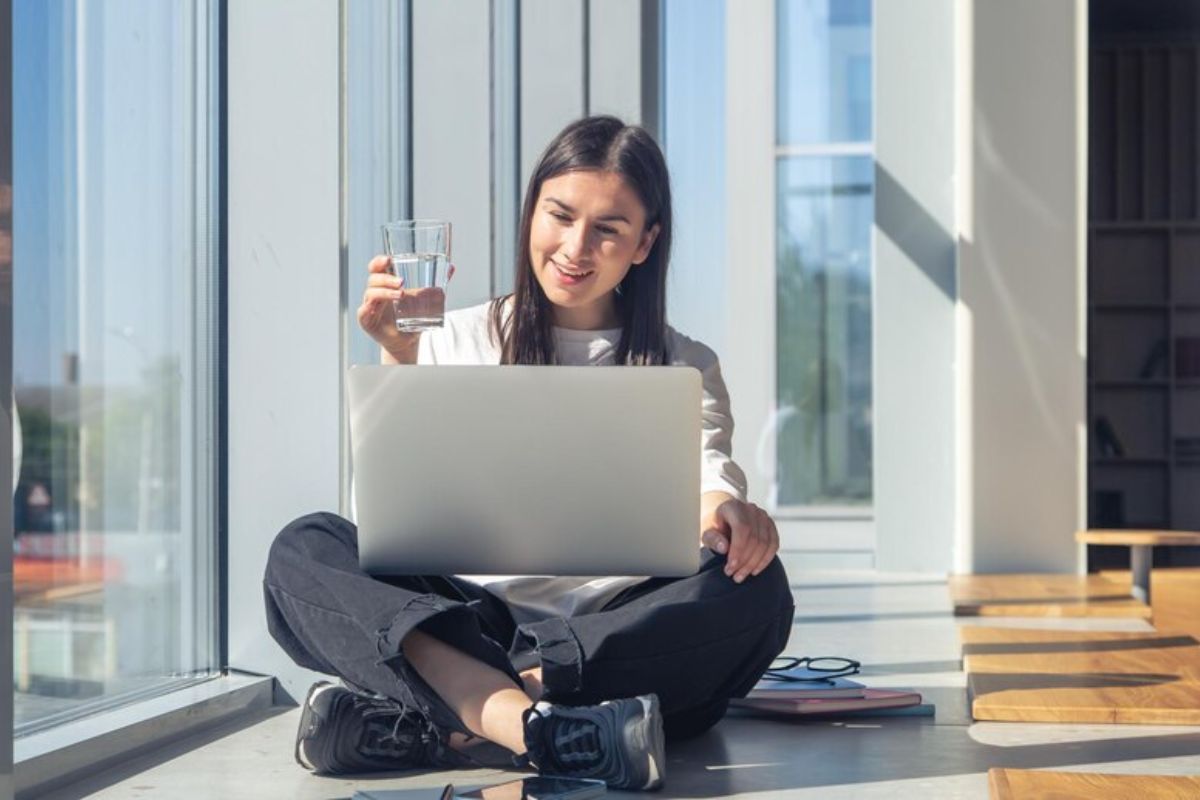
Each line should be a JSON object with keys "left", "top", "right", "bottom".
{"left": 528, "top": 169, "right": 660, "bottom": 330}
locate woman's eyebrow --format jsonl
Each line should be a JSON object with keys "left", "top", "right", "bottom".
{"left": 544, "top": 197, "right": 630, "bottom": 224}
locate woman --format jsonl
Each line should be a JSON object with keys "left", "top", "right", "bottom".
{"left": 263, "top": 116, "right": 794, "bottom": 791}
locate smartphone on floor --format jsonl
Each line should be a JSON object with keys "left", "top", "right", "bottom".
{"left": 453, "top": 776, "right": 607, "bottom": 800}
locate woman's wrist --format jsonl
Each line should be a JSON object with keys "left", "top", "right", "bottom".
{"left": 380, "top": 340, "right": 419, "bottom": 365}
{"left": 700, "top": 490, "right": 736, "bottom": 529}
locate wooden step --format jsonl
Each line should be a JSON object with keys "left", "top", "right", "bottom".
{"left": 962, "top": 626, "right": 1200, "bottom": 724}
{"left": 949, "top": 574, "right": 1151, "bottom": 618}
{"left": 1100, "top": 568, "right": 1200, "bottom": 637}
{"left": 989, "top": 768, "right": 1200, "bottom": 799}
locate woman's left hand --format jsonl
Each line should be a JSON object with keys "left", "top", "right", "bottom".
{"left": 699, "top": 493, "right": 780, "bottom": 584}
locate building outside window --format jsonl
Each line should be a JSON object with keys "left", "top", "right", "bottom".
{"left": 775, "top": 0, "right": 873, "bottom": 511}
{"left": 11, "top": 0, "right": 220, "bottom": 735}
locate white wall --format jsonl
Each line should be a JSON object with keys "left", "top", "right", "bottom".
{"left": 873, "top": 0, "right": 958, "bottom": 572}
{"left": 722, "top": 0, "right": 775, "bottom": 514}
{"left": 520, "top": 0, "right": 586, "bottom": 189}
{"left": 413, "top": 0, "right": 492, "bottom": 309}
{"left": 227, "top": 0, "right": 342, "bottom": 699}
{"left": 589, "top": 0, "right": 647, "bottom": 126}
{"left": 957, "top": 0, "right": 1086, "bottom": 573}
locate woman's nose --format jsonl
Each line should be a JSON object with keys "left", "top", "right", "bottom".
{"left": 561, "top": 223, "right": 589, "bottom": 261}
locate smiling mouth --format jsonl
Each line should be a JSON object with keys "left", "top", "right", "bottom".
{"left": 554, "top": 263, "right": 595, "bottom": 280}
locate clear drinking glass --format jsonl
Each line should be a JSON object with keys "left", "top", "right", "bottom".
{"left": 381, "top": 219, "right": 454, "bottom": 331}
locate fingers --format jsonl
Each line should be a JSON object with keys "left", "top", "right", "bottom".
{"left": 356, "top": 299, "right": 385, "bottom": 332}
{"left": 368, "top": 272, "right": 404, "bottom": 290}
{"left": 357, "top": 288, "right": 400, "bottom": 333}
{"left": 361, "top": 286, "right": 404, "bottom": 309}
{"left": 749, "top": 507, "right": 780, "bottom": 577}
{"left": 731, "top": 518, "right": 766, "bottom": 584}
{"left": 723, "top": 502, "right": 779, "bottom": 584}
{"left": 700, "top": 528, "right": 729, "bottom": 555}
{"left": 722, "top": 503, "right": 757, "bottom": 582}
{"left": 359, "top": 259, "right": 406, "bottom": 334}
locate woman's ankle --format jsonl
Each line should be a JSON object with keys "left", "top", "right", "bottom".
{"left": 520, "top": 667, "right": 544, "bottom": 701}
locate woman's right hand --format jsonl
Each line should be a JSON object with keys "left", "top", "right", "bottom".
{"left": 358, "top": 255, "right": 422, "bottom": 364}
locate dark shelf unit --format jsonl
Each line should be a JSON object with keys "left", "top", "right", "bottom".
{"left": 1088, "top": 38, "right": 1200, "bottom": 568}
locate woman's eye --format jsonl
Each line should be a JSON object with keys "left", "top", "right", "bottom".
{"left": 545, "top": 210, "right": 615, "bottom": 235}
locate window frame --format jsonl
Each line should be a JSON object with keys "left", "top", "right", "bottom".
{"left": 10, "top": 0, "right": 224, "bottom": 744}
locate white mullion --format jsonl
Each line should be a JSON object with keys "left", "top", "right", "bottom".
{"left": 725, "top": 0, "right": 776, "bottom": 513}
{"left": 776, "top": 141, "right": 874, "bottom": 158}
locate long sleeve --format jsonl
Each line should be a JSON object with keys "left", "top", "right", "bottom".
{"left": 667, "top": 328, "right": 749, "bottom": 502}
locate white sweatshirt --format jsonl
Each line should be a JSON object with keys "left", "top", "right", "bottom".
{"left": 412, "top": 299, "right": 748, "bottom": 623}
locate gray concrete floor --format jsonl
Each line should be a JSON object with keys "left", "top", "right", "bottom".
{"left": 41, "top": 557, "right": 1200, "bottom": 799}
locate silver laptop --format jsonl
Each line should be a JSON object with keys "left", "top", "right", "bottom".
{"left": 347, "top": 365, "right": 702, "bottom": 576}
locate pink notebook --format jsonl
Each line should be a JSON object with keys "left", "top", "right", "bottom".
{"left": 731, "top": 688, "right": 922, "bottom": 715}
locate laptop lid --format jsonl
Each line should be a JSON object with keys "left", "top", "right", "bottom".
{"left": 346, "top": 365, "right": 702, "bottom": 577}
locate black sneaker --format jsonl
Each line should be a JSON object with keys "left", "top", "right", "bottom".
{"left": 522, "top": 694, "right": 665, "bottom": 791}
{"left": 295, "top": 681, "right": 442, "bottom": 775}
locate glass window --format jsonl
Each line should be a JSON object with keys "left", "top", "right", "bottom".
{"left": 663, "top": 0, "right": 727, "bottom": 354}
{"left": 776, "top": 156, "right": 873, "bottom": 506}
{"left": 775, "top": 0, "right": 874, "bottom": 510}
{"left": 12, "top": 0, "right": 220, "bottom": 735}
{"left": 777, "top": 0, "right": 872, "bottom": 146}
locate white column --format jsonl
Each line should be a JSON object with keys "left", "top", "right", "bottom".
{"left": 588, "top": 0, "right": 647, "bottom": 126}
{"left": 412, "top": 0, "right": 493, "bottom": 308}
{"left": 226, "top": 0, "right": 343, "bottom": 698}
{"left": 958, "top": 0, "right": 1086, "bottom": 572}
{"left": 873, "top": 0, "right": 958, "bottom": 572}
{"left": 520, "top": 0, "right": 586, "bottom": 188}
{"left": 723, "top": 0, "right": 775, "bottom": 511}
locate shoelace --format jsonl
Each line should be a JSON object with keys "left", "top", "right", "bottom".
{"left": 345, "top": 676, "right": 486, "bottom": 770}
{"left": 529, "top": 707, "right": 603, "bottom": 771}
{"left": 354, "top": 693, "right": 426, "bottom": 761}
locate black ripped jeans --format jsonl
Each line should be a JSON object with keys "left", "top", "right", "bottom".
{"left": 263, "top": 511, "right": 794, "bottom": 742}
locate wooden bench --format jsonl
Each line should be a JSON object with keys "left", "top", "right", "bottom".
{"left": 989, "top": 768, "right": 1200, "bottom": 799}
{"left": 961, "top": 625, "right": 1200, "bottom": 724}
{"left": 1076, "top": 529, "right": 1200, "bottom": 603}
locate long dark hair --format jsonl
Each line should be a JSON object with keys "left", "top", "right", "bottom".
{"left": 489, "top": 116, "right": 673, "bottom": 365}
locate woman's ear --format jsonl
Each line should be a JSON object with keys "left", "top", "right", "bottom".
{"left": 631, "top": 223, "right": 661, "bottom": 266}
